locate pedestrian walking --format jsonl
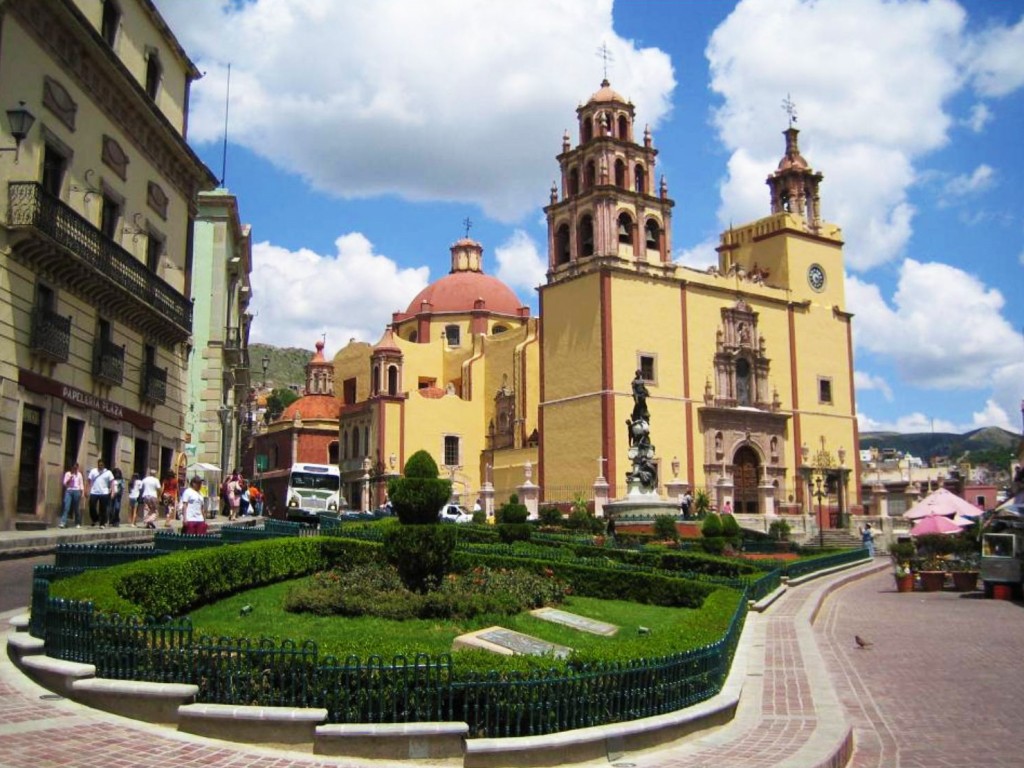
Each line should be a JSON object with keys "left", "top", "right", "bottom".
{"left": 179, "top": 475, "right": 208, "bottom": 535}
{"left": 59, "top": 462, "right": 84, "bottom": 528}
{"left": 227, "top": 470, "right": 242, "bottom": 521}
{"left": 680, "top": 491, "right": 693, "bottom": 519}
{"left": 161, "top": 471, "right": 178, "bottom": 527}
{"left": 108, "top": 467, "right": 124, "bottom": 527}
{"left": 860, "top": 522, "right": 876, "bottom": 557}
{"left": 86, "top": 459, "right": 114, "bottom": 528}
{"left": 140, "top": 469, "right": 161, "bottom": 528}
{"left": 127, "top": 473, "right": 142, "bottom": 526}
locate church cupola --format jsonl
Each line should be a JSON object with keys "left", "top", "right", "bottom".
{"left": 370, "top": 326, "right": 404, "bottom": 398}
{"left": 449, "top": 237, "right": 483, "bottom": 273}
{"left": 304, "top": 339, "right": 334, "bottom": 396}
{"left": 766, "top": 127, "right": 824, "bottom": 234}
{"left": 544, "top": 80, "right": 675, "bottom": 281}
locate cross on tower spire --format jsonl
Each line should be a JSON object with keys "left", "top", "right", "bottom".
{"left": 462, "top": 217, "right": 473, "bottom": 239}
{"left": 781, "top": 93, "right": 798, "bottom": 128}
{"left": 596, "top": 42, "right": 614, "bottom": 81}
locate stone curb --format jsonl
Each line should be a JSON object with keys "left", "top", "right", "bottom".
{"left": 178, "top": 703, "right": 329, "bottom": 750}
{"left": 316, "top": 722, "right": 468, "bottom": 762}
{"left": 72, "top": 678, "right": 198, "bottom": 724}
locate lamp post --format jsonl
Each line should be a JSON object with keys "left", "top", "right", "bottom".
{"left": 261, "top": 355, "right": 270, "bottom": 389}
{"left": 813, "top": 476, "right": 826, "bottom": 548}
{"left": 217, "top": 405, "right": 232, "bottom": 513}
{"left": 1, "top": 102, "right": 35, "bottom": 162}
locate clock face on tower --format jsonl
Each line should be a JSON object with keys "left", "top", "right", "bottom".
{"left": 808, "top": 264, "right": 826, "bottom": 292}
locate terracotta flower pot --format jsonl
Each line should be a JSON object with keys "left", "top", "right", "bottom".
{"left": 951, "top": 571, "right": 979, "bottom": 592}
{"left": 895, "top": 573, "right": 914, "bottom": 593}
{"left": 919, "top": 570, "right": 946, "bottom": 592}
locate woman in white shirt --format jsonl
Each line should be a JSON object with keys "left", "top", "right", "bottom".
{"left": 127, "top": 473, "right": 143, "bottom": 527}
{"left": 179, "top": 476, "right": 208, "bottom": 535}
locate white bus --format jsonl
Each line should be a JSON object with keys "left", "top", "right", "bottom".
{"left": 286, "top": 463, "right": 343, "bottom": 513}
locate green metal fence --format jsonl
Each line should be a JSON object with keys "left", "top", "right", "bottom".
{"left": 54, "top": 543, "right": 164, "bottom": 569}
{"left": 780, "top": 547, "right": 869, "bottom": 579}
{"left": 153, "top": 531, "right": 224, "bottom": 551}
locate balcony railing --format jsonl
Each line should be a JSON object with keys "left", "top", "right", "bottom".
{"left": 92, "top": 339, "right": 125, "bottom": 385}
{"left": 30, "top": 307, "right": 71, "bottom": 362}
{"left": 141, "top": 364, "right": 167, "bottom": 404}
{"left": 7, "top": 182, "right": 192, "bottom": 341}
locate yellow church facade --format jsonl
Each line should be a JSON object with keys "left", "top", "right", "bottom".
{"left": 334, "top": 80, "right": 860, "bottom": 522}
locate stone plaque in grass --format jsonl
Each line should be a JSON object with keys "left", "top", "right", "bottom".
{"left": 454, "top": 626, "right": 571, "bottom": 659}
{"left": 530, "top": 607, "right": 619, "bottom": 636}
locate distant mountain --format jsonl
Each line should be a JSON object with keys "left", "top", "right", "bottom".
{"left": 860, "top": 427, "right": 1020, "bottom": 466}
{"left": 248, "top": 343, "right": 313, "bottom": 391}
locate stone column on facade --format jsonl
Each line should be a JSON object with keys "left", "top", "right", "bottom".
{"left": 905, "top": 482, "right": 921, "bottom": 513}
{"left": 758, "top": 481, "right": 776, "bottom": 518}
{"left": 872, "top": 484, "right": 889, "bottom": 518}
{"left": 361, "top": 457, "right": 371, "bottom": 513}
{"left": 517, "top": 461, "right": 540, "bottom": 520}
{"left": 715, "top": 475, "right": 733, "bottom": 514}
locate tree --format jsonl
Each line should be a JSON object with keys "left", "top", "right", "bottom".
{"left": 265, "top": 387, "right": 300, "bottom": 420}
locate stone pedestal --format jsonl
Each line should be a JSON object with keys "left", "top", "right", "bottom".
{"left": 872, "top": 484, "right": 888, "bottom": 518}
{"left": 517, "top": 482, "right": 539, "bottom": 519}
{"left": 758, "top": 483, "right": 776, "bottom": 517}
{"left": 479, "top": 483, "right": 495, "bottom": 520}
{"left": 664, "top": 479, "right": 688, "bottom": 504}
{"left": 593, "top": 477, "right": 610, "bottom": 518}
{"left": 715, "top": 476, "right": 734, "bottom": 514}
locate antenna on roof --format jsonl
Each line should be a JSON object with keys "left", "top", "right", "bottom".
{"left": 219, "top": 63, "right": 232, "bottom": 186}
{"left": 596, "top": 42, "right": 614, "bottom": 81}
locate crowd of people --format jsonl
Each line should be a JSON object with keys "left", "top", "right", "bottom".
{"left": 60, "top": 461, "right": 263, "bottom": 533}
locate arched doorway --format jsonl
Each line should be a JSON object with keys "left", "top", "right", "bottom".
{"left": 732, "top": 446, "right": 760, "bottom": 514}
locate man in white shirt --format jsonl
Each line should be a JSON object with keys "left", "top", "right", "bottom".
{"left": 179, "top": 476, "right": 208, "bottom": 535}
{"left": 86, "top": 460, "right": 114, "bottom": 528}
{"left": 140, "top": 469, "right": 162, "bottom": 529}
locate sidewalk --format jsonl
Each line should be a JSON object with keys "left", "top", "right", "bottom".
{"left": 0, "top": 515, "right": 257, "bottom": 559}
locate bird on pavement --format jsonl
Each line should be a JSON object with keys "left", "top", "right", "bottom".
{"left": 854, "top": 634, "right": 873, "bottom": 649}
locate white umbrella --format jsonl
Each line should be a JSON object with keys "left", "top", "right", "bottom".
{"left": 951, "top": 513, "right": 975, "bottom": 527}
{"left": 187, "top": 462, "right": 222, "bottom": 472}
{"left": 904, "top": 488, "right": 984, "bottom": 520}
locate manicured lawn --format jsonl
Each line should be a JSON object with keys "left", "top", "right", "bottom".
{"left": 186, "top": 575, "right": 742, "bottom": 663}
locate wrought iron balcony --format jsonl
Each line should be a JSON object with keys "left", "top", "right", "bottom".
{"left": 141, "top": 363, "right": 167, "bottom": 404}
{"left": 92, "top": 338, "right": 125, "bottom": 385}
{"left": 30, "top": 306, "right": 71, "bottom": 362}
{"left": 7, "top": 182, "right": 192, "bottom": 346}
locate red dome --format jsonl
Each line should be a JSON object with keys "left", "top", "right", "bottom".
{"left": 279, "top": 394, "right": 341, "bottom": 422}
{"left": 404, "top": 271, "right": 523, "bottom": 316}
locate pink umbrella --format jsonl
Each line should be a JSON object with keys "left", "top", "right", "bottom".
{"left": 904, "top": 488, "right": 984, "bottom": 520}
{"left": 911, "top": 514, "right": 963, "bottom": 536}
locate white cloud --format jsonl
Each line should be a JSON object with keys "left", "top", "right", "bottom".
{"left": 248, "top": 233, "right": 429, "bottom": 349}
{"left": 943, "top": 164, "right": 995, "bottom": 199}
{"left": 970, "top": 399, "right": 1013, "bottom": 431}
{"left": 155, "top": 0, "right": 674, "bottom": 223}
{"left": 674, "top": 236, "right": 720, "bottom": 270}
{"left": 847, "top": 258, "right": 1024, "bottom": 388}
{"left": 963, "top": 102, "right": 992, "bottom": 132}
{"left": 699, "top": 0, "right": 1024, "bottom": 271}
{"left": 494, "top": 230, "right": 546, "bottom": 292}
{"left": 964, "top": 14, "right": 1024, "bottom": 98}
{"left": 854, "top": 371, "right": 893, "bottom": 401}
{"left": 857, "top": 411, "right": 959, "bottom": 434}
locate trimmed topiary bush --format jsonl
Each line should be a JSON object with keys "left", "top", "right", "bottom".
{"left": 539, "top": 505, "right": 563, "bottom": 526}
{"left": 387, "top": 450, "right": 452, "bottom": 526}
{"left": 653, "top": 514, "right": 679, "bottom": 541}
{"left": 496, "top": 494, "right": 528, "bottom": 524}
{"left": 498, "top": 523, "right": 532, "bottom": 543}
{"left": 701, "top": 512, "right": 723, "bottom": 538}
{"left": 382, "top": 524, "right": 457, "bottom": 593}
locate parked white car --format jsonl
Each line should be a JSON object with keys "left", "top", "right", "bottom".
{"left": 438, "top": 503, "right": 473, "bottom": 524}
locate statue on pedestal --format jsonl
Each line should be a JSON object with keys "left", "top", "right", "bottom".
{"left": 625, "top": 370, "right": 657, "bottom": 492}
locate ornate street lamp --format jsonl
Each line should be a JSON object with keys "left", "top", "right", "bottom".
{"left": 2, "top": 102, "right": 35, "bottom": 162}
{"left": 261, "top": 354, "right": 270, "bottom": 389}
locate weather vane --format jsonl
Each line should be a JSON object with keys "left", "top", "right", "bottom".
{"left": 782, "top": 93, "right": 798, "bottom": 128}
{"left": 462, "top": 217, "right": 472, "bottom": 238}
{"left": 596, "top": 42, "right": 614, "bottom": 80}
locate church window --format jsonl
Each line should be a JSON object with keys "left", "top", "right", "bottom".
{"left": 634, "top": 164, "right": 646, "bottom": 194}
{"left": 555, "top": 224, "right": 570, "bottom": 265}
{"left": 445, "top": 324, "right": 460, "bottom": 347}
{"left": 408, "top": 330, "right": 418, "bottom": 342}
{"left": 617, "top": 212, "right": 633, "bottom": 244}
{"left": 584, "top": 160, "right": 595, "bottom": 188}
{"left": 342, "top": 430, "right": 348, "bottom": 460}
{"left": 568, "top": 168, "right": 579, "bottom": 196}
{"left": 615, "top": 159, "right": 626, "bottom": 188}
{"left": 443, "top": 435, "right": 461, "bottom": 467}
{"left": 101, "top": 0, "right": 120, "bottom": 47}
{"left": 638, "top": 353, "right": 656, "bottom": 384}
{"left": 618, "top": 114, "right": 628, "bottom": 140}
{"left": 645, "top": 219, "right": 660, "bottom": 250}
{"left": 579, "top": 215, "right": 594, "bottom": 257}
{"left": 492, "top": 324, "right": 508, "bottom": 334}
{"left": 581, "top": 117, "right": 593, "bottom": 143}
{"left": 363, "top": 426, "right": 370, "bottom": 456}
{"left": 736, "top": 357, "right": 752, "bottom": 405}
{"left": 145, "top": 50, "right": 162, "bottom": 100}
{"left": 387, "top": 365, "right": 398, "bottom": 396}
{"left": 818, "top": 377, "right": 833, "bottom": 405}
{"left": 342, "top": 377, "right": 356, "bottom": 405}
{"left": 328, "top": 441, "right": 339, "bottom": 464}
{"left": 351, "top": 429, "right": 359, "bottom": 458}
{"left": 371, "top": 366, "right": 380, "bottom": 395}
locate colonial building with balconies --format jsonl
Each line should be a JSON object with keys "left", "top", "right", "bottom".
{"left": 0, "top": 0, "right": 217, "bottom": 529}
{"left": 187, "top": 189, "right": 252, "bottom": 487}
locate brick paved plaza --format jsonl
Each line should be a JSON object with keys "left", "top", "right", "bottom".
{"left": 3, "top": 565, "right": 1023, "bottom": 767}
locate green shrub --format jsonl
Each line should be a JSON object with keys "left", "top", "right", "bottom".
{"left": 496, "top": 494, "right": 528, "bottom": 524}
{"left": 382, "top": 524, "right": 457, "bottom": 592}
{"left": 539, "top": 506, "right": 563, "bottom": 526}
{"left": 693, "top": 489, "right": 711, "bottom": 518}
{"left": 498, "top": 523, "right": 533, "bottom": 543}
{"left": 387, "top": 449, "right": 452, "bottom": 525}
{"left": 701, "top": 512, "right": 723, "bottom": 538}
{"left": 699, "top": 537, "right": 726, "bottom": 556}
{"left": 471, "top": 509, "right": 487, "bottom": 524}
{"left": 720, "top": 513, "right": 741, "bottom": 538}
{"left": 653, "top": 515, "right": 679, "bottom": 541}
{"left": 768, "top": 519, "right": 791, "bottom": 541}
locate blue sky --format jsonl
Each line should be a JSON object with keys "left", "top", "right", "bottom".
{"left": 153, "top": 0, "right": 1024, "bottom": 436}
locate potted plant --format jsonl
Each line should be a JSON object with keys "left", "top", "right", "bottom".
{"left": 917, "top": 554, "right": 947, "bottom": 592}
{"left": 890, "top": 540, "right": 916, "bottom": 593}
{"left": 768, "top": 519, "right": 792, "bottom": 551}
